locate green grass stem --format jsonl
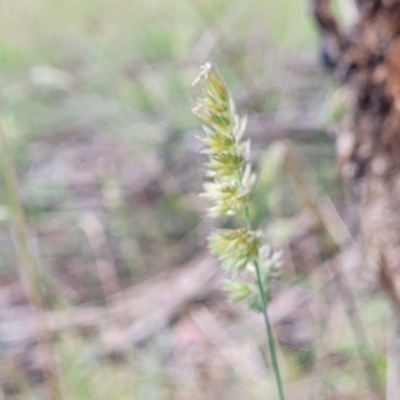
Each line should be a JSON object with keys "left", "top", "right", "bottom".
{"left": 245, "top": 206, "right": 285, "bottom": 400}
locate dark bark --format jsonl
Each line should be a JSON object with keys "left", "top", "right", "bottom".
{"left": 313, "top": 0, "right": 400, "bottom": 315}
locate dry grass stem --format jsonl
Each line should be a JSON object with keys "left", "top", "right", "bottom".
{"left": 0, "top": 116, "right": 62, "bottom": 400}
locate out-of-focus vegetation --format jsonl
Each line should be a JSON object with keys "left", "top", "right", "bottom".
{"left": 0, "top": 1, "right": 391, "bottom": 399}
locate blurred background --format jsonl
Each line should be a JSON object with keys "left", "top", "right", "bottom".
{"left": 0, "top": 0, "right": 390, "bottom": 399}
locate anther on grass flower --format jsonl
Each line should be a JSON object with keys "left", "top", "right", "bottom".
{"left": 193, "top": 63, "right": 285, "bottom": 399}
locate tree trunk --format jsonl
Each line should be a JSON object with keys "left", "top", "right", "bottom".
{"left": 313, "top": 0, "right": 400, "bottom": 315}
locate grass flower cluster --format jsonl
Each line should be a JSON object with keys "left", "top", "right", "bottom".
{"left": 192, "top": 63, "right": 285, "bottom": 400}
{"left": 192, "top": 64, "right": 254, "bottom": 218}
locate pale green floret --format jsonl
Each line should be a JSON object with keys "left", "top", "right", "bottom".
{"left": 223, "top": 246, "right": 282, "bottom": 308}
{"left": 224, "top": 281, "right": 252, "bottom": 302}
{"left": 225, "top": 280, "right": 273, "bottom": 311}
{"left": 247, "top": 288, "right": 271, "bottom": 311}
{"left": 192, "top": 64, "right": 232, "bottom": 129}
{"left": 202, "top": 180, "right": 250, "bottom": 216}
{"left": 209, "top": 229, "right": 261, "bottom": 273}
{"left": 241, "top": 163, "right": 257, "bottom": 190}
{"left": 199, "top": 131, "right": 235, "bottom": 154}
{"left": 232, "top": 114, "right": 247, "bottom": 142}
{"left": 259, "top": 245, "right": 283, "bottom": 281}
{"left": 206, "top": 151, "right": 246, "bottom": 179}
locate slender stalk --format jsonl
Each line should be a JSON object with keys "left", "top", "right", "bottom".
{"left": 245, "top": 207, "right": 285, "bottom": 400}
{"left": 0, "top": 116, "right": 61, "bottom": 400}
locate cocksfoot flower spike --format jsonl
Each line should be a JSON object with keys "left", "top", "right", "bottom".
{"left": 192, "top": 63, "right": 285, "bottom": 400}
